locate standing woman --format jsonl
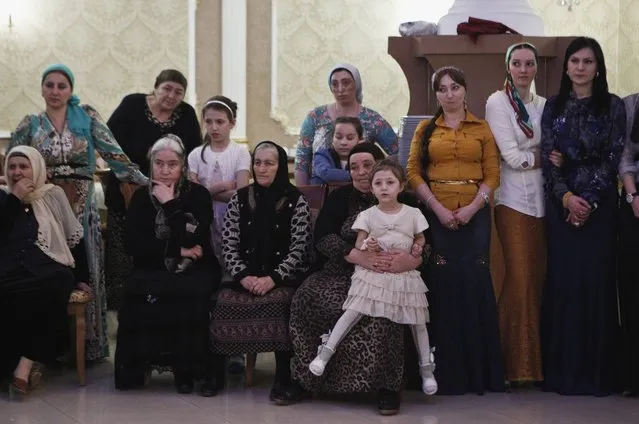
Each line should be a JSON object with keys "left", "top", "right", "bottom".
{"left": 619, "top": 94, "right": 639, "bottom": 396}
{"left": 105, "top": 69, "right": 201, "bottom": 310}
{"left": 485, "top": 42, "right": 547, "bottom": 385}
{"left": 406, "top": 66, "right": 504, "bottom": 395}
{"left": 294, "top": 63, "right": 398, "bottom": 185}
{"left": 540, "top": 36, "right": 625, "bottom": 396}
{"left": 10, "top": 64, "right": 148, "bottom": 362}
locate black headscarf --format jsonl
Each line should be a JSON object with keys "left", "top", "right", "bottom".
{"left": 250, "top": 141, "right": 300, "bottom": 271}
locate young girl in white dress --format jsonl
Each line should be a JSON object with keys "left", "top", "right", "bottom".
{"left": 309, "top": 159, "right": 437, "bottom": 395}
{"left": 187, "top": 96, "right": 251, "bottom": 280}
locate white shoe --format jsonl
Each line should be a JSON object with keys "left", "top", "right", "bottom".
{"left": 420, "top": 349, "right": 438, "bottom": 395}
{"left": 309, "top": 345, "right": 334, "bottom": 377}
{"left": 421, "top": 370, "right": 438, "bottom": 395}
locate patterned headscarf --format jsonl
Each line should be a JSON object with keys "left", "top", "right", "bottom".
{"left": 504, "top": 42, "right": 538, "bottom": 139}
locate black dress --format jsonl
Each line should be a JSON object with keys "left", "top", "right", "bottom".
{"left": 425, "top": 206, "right": 505, "bottom": 395}
{"left": 114, "top": 181, "right": 220, "bottom": 389}
{"left": 0, "top": 191, "right": 87, "bottom": 380}
{"left": 105, "top": 93, "right": 201, "bottom": 310}
{"left": 540, "top": 94, "right": 625, "bottom": 396}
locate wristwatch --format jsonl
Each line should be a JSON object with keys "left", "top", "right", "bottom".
{"left": 626, "top": 192, "right": 638, "bottom": 203}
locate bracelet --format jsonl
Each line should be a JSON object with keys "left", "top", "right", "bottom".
{"left": 478, "top": 191, "right": 490, "bottom": 205}
{"left": 425, "top": 195, "right": 435, "bottom": 209}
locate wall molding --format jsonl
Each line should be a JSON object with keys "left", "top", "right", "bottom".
{"left": 222, "top": 0, "right": 248, "bottom": 140}
{"left": 188, "top": 0, "right": 197, "bottom": 107}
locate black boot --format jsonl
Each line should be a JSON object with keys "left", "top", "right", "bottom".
{"left": 198, "top": 378, "right": 219, "bottom": 397}
{"left": 174, "top": 369, "right": 194, "bottom": 394}
{"left": 377, "top": 388, "right": 401, "bottom": 416}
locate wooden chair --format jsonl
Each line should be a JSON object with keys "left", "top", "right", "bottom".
{"left": 67, "top": 289, "right": 94, "bottom": 386}
{"left": 65, "top": 182, "right": 138, "bottom": 386}
{"left": 327, "top": 181, "right": 350, "bottom": 194}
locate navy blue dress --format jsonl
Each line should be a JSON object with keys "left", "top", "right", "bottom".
{"left": 540, "top": 92, "right": 625, "bottom": 396}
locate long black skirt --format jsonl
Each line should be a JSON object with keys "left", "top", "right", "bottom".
{"left": 619, "top": 195, "right": 639, "bottom": 394}
{"left": 541, "top": 193, "right": 619, "bottom": 396}
{"left": 114, "top": 267, "right": 217, "bottom": 388}
{"left": 105, "top": 210, "right": 133, "bottom": 311}
{"left": 426, "top": 207, "right": 505, "bottom": 395}
{"left": 0, "top": 265, "right": 75, "bottom": 380}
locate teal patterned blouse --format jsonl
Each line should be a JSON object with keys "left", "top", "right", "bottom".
{"left": 10, "top": 105, "right": 148, "bottom": 185}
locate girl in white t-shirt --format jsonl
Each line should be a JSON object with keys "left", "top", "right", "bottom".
{"left": 188, "top": 96, "right": 251, "bottom": 279}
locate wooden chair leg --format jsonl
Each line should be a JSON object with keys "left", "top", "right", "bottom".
{"left": 245, "top": 353, "right": 257, "bottom": 387}
{"left": 75, "top": 306, "right": 87, "bottom": 386}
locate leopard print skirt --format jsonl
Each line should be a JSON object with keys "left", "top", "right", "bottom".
{"left": 290, "top": 262, "right": 404, "bottom": 393}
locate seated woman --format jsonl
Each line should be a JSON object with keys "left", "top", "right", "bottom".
{"left": 114, "top": 135, "right": 220, "bottom": 396}
{"left": 0, "top": 146, "right": 88, "bottom": 399}
{"left": 210, "top": 141, "right": 312, "bottom": 400}
{"left": 281, "top": 143, "right": 427, "bottom": 416}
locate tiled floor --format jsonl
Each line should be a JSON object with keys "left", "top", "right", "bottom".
{"left": 2, "top": 354, "right": 638, "bottom": 424}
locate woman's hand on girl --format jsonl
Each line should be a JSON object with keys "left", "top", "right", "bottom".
{"left": 151, "top": 181, "right": 175, "bottom": 204}
{"left": 377, "top": 250, "right": 421, "bottom": 273}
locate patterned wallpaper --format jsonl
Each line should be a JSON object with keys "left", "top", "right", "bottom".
{"left": 529, "top": 0, "right": 620, "bottom": 93}
{"left": 273, "top": 0, "right": 412, "bottom": 134}
{"left": 0, "top": 0, "right": 189, "bottom": 133}
{"left": 616, "top": 0, "right": 639, "bottom": 96}
{"left": 272, "top": 0, "right": 639, "bottom": 137}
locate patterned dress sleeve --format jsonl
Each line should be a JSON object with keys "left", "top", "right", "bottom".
{"left": 9, "top": 115, "right": 35, "bottom": 149}
{"left": 371, "top": 112, "right": 399, "bottom": 155}
{"left": 580, "top": 96, "right": 626, "bottom": 205}
{"left": 619, "top": 94, "right": 639, "bottom": 177}
{"left": 295, "top": 110, "right": 317, "bottom": 174}
{"left": 84, "top": 105, "right": 149, "bottom": 185}
{"left": 270, "top": 195, "right": 312, "bottom": 284}
{"left": 541, "top": 98, "right": 571, "bottom": 203}
{"left": 222, "top": 192, "right": 250, "bottom": 280}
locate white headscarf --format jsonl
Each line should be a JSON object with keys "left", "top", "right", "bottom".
{"left": 3, "top": 146, "right": 83, "bottom": 267}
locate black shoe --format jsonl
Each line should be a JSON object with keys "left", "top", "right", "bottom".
{"left": 175, "top": 377, "right": 194, "bottom": 394}
{"left": 377, "top": 389, "right": 400, "bottom": 416}
{"left": 198, "top": 379, "right": 219, "bottom": 397}
{"left": 269, "top": 380, "right": 285, "bottom": 401}
{"left": 271, "top": 380, "right": 311, "bottom": 406}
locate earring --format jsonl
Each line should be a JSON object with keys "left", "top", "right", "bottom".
{"left": 596, "top": 72, "right": 600, "bottom": 77}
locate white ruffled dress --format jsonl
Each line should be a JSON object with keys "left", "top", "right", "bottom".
{"left": 343, "top": 205, "right": 430, "bottom": 325}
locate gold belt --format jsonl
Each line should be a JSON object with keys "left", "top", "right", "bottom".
{"left": 430, "top": 179, "right": 480, "bottom": 185}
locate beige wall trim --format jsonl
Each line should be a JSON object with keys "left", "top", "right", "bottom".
{"left": 188, "top": 0, "right": 198, "bottom": 107}
{"left": 222, "top": 0, "right": 248, "bottom": 140}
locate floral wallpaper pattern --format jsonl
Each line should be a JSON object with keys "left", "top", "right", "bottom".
{"left": 272, "top": 0, "right": 638, "bottom": 136}
{"left": 0, "top": 0, "right": 188, "bottom": 133}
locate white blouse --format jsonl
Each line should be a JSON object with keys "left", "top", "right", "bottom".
{"left": 485, "top": 90, "right": 546, "bottom": 218}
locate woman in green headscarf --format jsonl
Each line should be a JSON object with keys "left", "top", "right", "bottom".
{"left": 10, "top": 64, "right": 148, "bottom": 362}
